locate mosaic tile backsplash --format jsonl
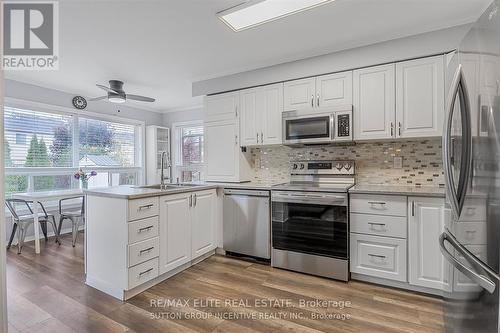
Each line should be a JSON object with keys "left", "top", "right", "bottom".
{"left": 250, "top": 139, "right": 444, "bottom": 187}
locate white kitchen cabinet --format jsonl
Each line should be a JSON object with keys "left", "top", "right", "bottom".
{"left": 396, "top": 55, "right": 445, "bottom": 138}
{"left": 240, "top": 83, "right": 283, "bottom": 147}
{"left": 283, "top": 77, "right": 316, "bottom": 112}
{"left": 408, "top": 197, "right": 451, "bottom": 291}
{"left": 316, "top": 72, "right": 352, "bottom": 108}
{"left": 191, "top": 190, "right": 217, "bottom": 258}
{"left": 159, "top": 192, "right": 192, "bottom": 274}
{"left": 205, "top": 91, "right": 239, "bottom": 122}
{"left": 283, "top": 71, "right": 352, "bottom": 112}
{"left": 353, "top": 64, "right": 395, "bottom": 140}
{"left": 240, "top": 88, "right": 259, "bottom": 146}
{"left": 145, "top": 126, "right": 170, "bottom": 185}
{"left": 205, "top": 119, "right": 251, "bottom": 182}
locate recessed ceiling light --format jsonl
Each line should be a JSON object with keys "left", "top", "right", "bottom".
{"left": 218, "top": 0, "right": 335, "bottom": 32}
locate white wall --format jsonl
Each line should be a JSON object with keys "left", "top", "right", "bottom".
{"left": 5, "top": 79, "right": 164, "bottom": 126}
{"left": 193, "top": 24, "right": 471, "bottom": 96}
{"left": 163, "top": 107, "right": 204, "bottom": 129}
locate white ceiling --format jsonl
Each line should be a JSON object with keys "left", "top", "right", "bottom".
{"left": 5, "top": 0, "right": 491, "bottom": 113}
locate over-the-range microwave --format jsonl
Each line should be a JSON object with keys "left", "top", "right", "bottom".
{"left": 282, "top": 106, "right": 353, "bottom": 145}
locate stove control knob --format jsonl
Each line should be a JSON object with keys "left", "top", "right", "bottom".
{"left": 292, "top": 163, "right": 298, "bottom": 170}
{"left": 335, "top": 162, "right": 343, "bottom": 170}
{"left": 344, "top": 162, "right": 352, "bottom": 171}
{"left": 300, "top": 163, "right": 305, "bottom": 170}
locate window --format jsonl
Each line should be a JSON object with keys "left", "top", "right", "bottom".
{"left": 173, "top": 121, "right": 204, "bottom": 182}
{"left": 4, "top": 105, "right": 144, "bottom": 197}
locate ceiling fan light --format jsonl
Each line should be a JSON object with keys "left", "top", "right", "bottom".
{"left": 108, "top": 96, "right": 125, "bottom": 103}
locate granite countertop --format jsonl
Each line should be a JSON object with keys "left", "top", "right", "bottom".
{"left": 84, "top": 184, "right": 219, "bottom": 199}
{"left": 349, "top": 184, "right": 446, "bottom": 197}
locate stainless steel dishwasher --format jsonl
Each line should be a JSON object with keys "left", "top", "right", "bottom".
{"left": 223, "top": 188, "right": 271, "bottom": 259}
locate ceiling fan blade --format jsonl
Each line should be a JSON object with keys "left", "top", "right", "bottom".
{"left": 96, "top": 84, "right": 119, "bottom": 94}
{"left": 126, "top": 94, "right": 155, "bottom": 102}
{"left": 89, "top": 96, "right": 108, "bottom": 101}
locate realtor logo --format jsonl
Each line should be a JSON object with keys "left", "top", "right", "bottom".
{"left": 2, "top": 1, "right": 59, "bottom": 70}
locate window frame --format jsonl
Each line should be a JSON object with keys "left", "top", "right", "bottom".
{"left": 171, "top": 119, "right": 205, "bottom": 182}
{"left": 4, "top": 97, "right": 146, "bottom": 193}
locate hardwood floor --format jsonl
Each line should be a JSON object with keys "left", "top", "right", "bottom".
{"left": 6, "top": 232, "right": 444, "bottom": 333}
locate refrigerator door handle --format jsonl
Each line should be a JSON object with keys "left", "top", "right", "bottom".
{"left": 439, "top": 228, "right": 498, "bottom": 294}
{"left": 443, "top": 64, "right": 472, "bottom": 219}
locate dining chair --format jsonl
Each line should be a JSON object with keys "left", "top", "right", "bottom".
{"left": 58, "top": 196, "right": 85, "bottom": 247}
{"left": 6, "top": 199, "right": 60, "bottom": 254}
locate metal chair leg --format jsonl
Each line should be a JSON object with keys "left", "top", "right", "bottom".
{"left": 40, "top": 221, "right": 48, "bottom": 241}
{"left": 49, "top": 216, "right": 60, "bottom": 245}
{"left": 57, "top": 215, "right": 64, "bottom": 237}
{"left": 7, "top": 223, "right": 17, "bottom": 249}
{"left": 17, "top": 226, "right": 26, "bottom": 254}
{"left": 71, "top": 217, "right": 78, "bottom": 247}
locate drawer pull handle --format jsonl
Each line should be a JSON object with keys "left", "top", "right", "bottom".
{"left": 368, "top": 254, "right": 386, "bottom": 259}
{"left": 138, "top": 204, "right": 154, "bottom": 210}
{"left": 368, "top": 201, "right": 386, "bottom": 205}
{"left": 368, "top": 222, "right": 386, "bottom": 226}
{"left": 139, "top": 247, "right": 154, "bottom": 255}
{"left": 139, "top": 268, "right": 154, "bottom": 276}
{"left": 138, "top": 225, "right": 154, "bottom": 232}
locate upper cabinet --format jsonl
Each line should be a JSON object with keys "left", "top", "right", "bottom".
{"left": 353, "top": 64, "right": 395, "bottom": 140}
{"left": 352, "top": 55, "right": 445, "bottom": 140}
{"left": 240, "top": 83, "right": 283, "bottom": 147}
{"left": 396, "top": 55, "right": 445, "bottom": 138}
{"left": 205, "top": 91, "right": 239, "bottom": 122}
{"left": 284, "top": 71, "right": 352, "bottom": 112}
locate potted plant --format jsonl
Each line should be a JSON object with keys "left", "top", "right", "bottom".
{"left": 74, "top": 169, "right": 97, "bottom": 189}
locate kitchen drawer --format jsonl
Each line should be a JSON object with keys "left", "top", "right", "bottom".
{"left": 460, "top": 199, "right": 486, "bottom": 221}
{"left": 350, "top": 233, "right": 407, "bottom": 282}
{"left": 128, "top": 197, "right": 159, "bottom": 221}
{"left": 128, "top": 216, "right": 159, "bottom": 244}
{"left": 350, "top": 213, "right": 407, "bottom": 239}
{"left": 128, "top": 257, "right": 159, "bottom": 290}
{"left": 455, "top": 222, "right": 487, "bottom": 245}
{"left": 128, "top": 237, "right": 159, "bottom": 267}
{"left": 350, "top": 194, "right": 407, "bottom": 217}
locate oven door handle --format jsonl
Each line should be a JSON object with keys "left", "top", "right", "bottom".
{"left": 272, "top": 193, "right": 346, "bottom": 205}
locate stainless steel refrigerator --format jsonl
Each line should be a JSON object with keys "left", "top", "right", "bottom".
{"left": 441, "top": 1, "right": 500, "bottom": 332}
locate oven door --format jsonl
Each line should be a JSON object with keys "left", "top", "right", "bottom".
{"left": 282, "top": 111, "right": 334, "bottom": 145}
{"left": 271, "top": 191, "right": 348, "bottom": 259}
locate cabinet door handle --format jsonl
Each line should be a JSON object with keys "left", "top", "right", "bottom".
{"left": 139, "top": 247, "right": 154, "bottom": 255}
{"left": 411, "top": 201, "right": 415, "bottom": 216}
{"left": 317, "top": 93, "right": 320, "bottom": 107}
{"left": 235, "top": 105, "right": 238, "bottom": 118}
{"left": 390, "top": 122, "right": 394, "bottom": 137}
{"left": 138, "top": 225, "right": 154, "bottom": 233}
{"left": 235, "top": 135, "right": 238, "bottom": 145}
{"left": 139, "top": 268, "right": 154, "bottom": 276}
{"left": 368, "top": 254, "right": 386, "bottom": 259}
{"left": 311, "top": 94, "right": 314, "bottom": 107}
{"left": 138, "top": 204, "right": 153, "bottom": 210}
{"left": 257, "top": 132, "right": 259, "bottom": 143}
{"left": 194, "top": 194, "right": 197, "bottom": 207}
{"left": 261, "top": 132, "right": 263, "bottom": 144}
{"left": 189, "top": 194, "right": 192, "bottom": 207}
{"left": 398, "top": 122, "right": 402, "bottom": 136}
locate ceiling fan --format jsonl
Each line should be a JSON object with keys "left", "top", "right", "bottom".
{"left": 90, "top": 80, "right": 155, "bottom": 104}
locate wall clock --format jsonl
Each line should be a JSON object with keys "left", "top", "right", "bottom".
{"left": 72, "top": 96, "right": 87, "bottom": 110}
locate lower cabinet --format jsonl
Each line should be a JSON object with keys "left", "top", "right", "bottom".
{"left": 350, "top": 233, "right": 407, "bottom": 282}
{"left": 408, "top": 197, "right": 452, "bottom": 291}
{"left": 159, "top": 189, "right": 217, "bottom": 275}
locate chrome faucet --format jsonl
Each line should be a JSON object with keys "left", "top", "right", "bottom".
{"left": 160, "top": 151, "right": 170, "bottom": 190}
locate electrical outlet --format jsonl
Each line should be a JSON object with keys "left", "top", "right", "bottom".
{"left": 393, "top": 156, "right": 403, "bottom": 169}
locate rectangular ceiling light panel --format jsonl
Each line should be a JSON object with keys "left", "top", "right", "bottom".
{"left": 218, "top": 0, "right": 335, "bottom": 32}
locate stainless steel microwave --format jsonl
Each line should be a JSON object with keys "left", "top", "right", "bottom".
{"left": 282, "top": 106, "right": 353, "bottom": 145}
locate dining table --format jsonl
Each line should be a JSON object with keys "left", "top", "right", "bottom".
{"left": 12, "top": 189, "right": 85, "bottom": 254}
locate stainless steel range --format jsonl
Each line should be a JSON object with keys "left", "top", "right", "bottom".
{"left": 271, "top": 160, "right": 355, "bottom": 281}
